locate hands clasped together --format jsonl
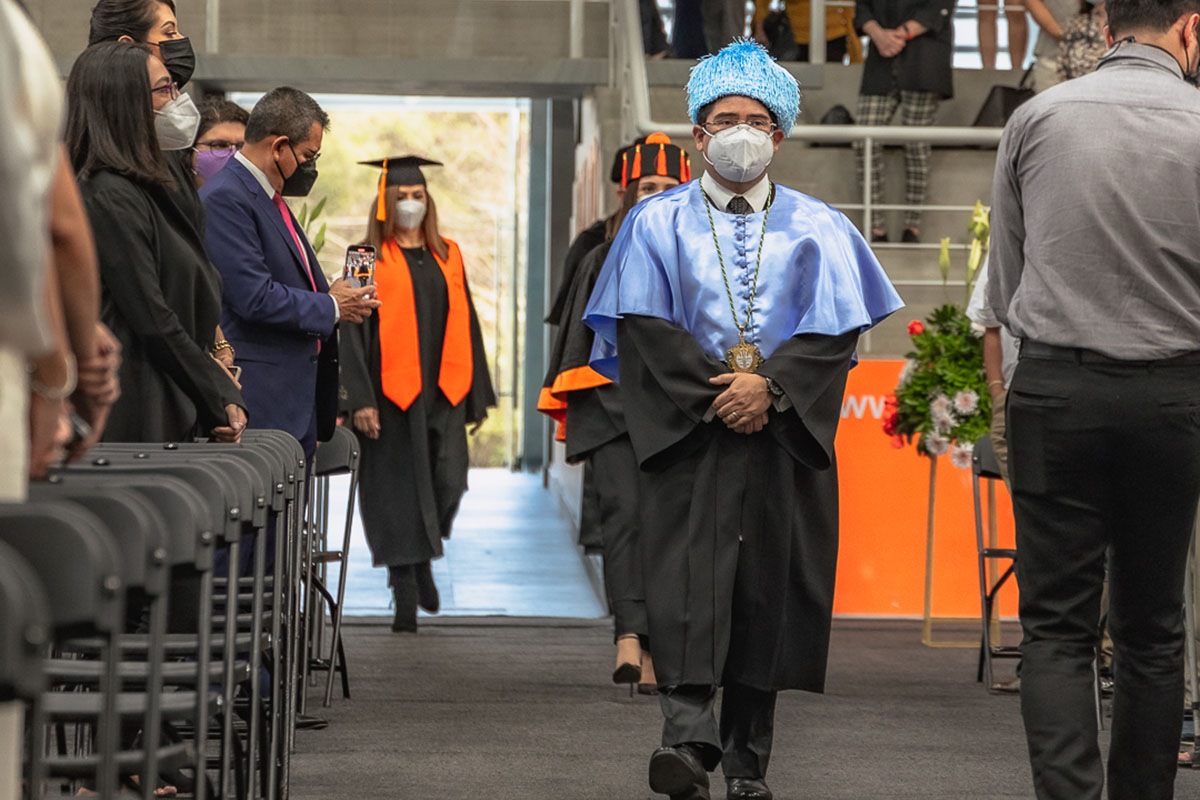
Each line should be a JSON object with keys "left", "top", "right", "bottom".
{"left": 710, "top": 372, "right": 773, "bottom": 435}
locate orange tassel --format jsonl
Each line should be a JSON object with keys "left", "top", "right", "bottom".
{"left": 631, "top": 145, "right": 642, "bottom": 185}
{"left": 621, "top": 151, "right": 629, "bottom": 188}
{"left": 375, "top": 158, "right": 388, "bottom": 222}
{"left": 656, "top": 144, "right": 666, "bottom": 177}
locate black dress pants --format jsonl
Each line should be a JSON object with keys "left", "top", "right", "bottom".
{"left": 1007, "top": 346, "right": 1200, "bottom": 800}
{"left": 591, "top": 435, "right": 648, "bottom": 640}
{"left": 659, "top": 683, "right": 777, "bottom": 779}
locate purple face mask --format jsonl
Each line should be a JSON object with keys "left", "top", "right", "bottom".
{"left": 194, "top": 148, "right": 236, "bottom": 180}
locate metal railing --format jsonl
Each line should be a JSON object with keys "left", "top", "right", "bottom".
{"left": 611, "top": 0, "right": 1004, "bottom": 258}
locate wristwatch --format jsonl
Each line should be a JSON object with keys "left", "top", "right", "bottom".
{"left": 764, "top": 376, "right": 784, "bottom": 398}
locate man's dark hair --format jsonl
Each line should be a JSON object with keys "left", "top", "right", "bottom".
{"left": 65, "top": 41, "right": 173, "bottom": 186}
{"left": 87, "top": 0, "right": 177, "bottom": 45}
{"left": 696, "top": 98, "right": 779, "bottom": 127}
{"left": 1107, "top": 0, "right": 1200, "bottom": 36}
{"left": 244, "top": 87, "right": 330, "bottom": 146}
{"left": 195, "top": 97, "right": 250, "bottom": 144}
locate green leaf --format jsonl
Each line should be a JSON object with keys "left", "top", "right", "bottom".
{"left": 297, "top": 203, "right": 309, "bottom": 227}
{"left": 312, "top": 222, "right": 327, "bottom": 255}
{"left": 311, "top": 197, "right": 327, "bottom": 222}
{"left": 938, "top": 238, "right": 951, "bottom": 284}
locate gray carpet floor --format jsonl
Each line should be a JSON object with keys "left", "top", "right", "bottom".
{"left": 289, "top": 618, "right": 1184, "bottom": 800}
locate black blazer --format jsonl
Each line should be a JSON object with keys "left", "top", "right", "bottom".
{"left": 855, "top": 0, "right": 956, "bottom": 99}
{"left": 81, "top": 169, "right": 244, "bottom": 443}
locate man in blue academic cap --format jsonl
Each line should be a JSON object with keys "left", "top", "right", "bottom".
{"left": 584, "top": 39, "right": 903, "bottom": 800}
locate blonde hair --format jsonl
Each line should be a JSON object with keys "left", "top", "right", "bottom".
{"left": 364, "top": 183, "right": 449, "bottom": 261}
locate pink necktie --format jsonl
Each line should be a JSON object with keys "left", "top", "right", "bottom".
{"left": 273, "top": 193, "right": 317, "bottom": 291}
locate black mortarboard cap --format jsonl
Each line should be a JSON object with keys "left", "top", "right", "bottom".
{"left": 360, "top": 156, "right": 443, "bottom": 220}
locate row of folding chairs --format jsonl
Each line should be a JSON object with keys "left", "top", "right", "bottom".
{"left": 0, "top": 424, "right": 361, "bottom": 800}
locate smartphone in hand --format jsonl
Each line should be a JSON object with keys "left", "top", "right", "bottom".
{"left": 344, "top": 245, "right": 377, "bottom": 289}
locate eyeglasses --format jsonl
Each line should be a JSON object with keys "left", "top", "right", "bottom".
{"left": 702, "top": 119, "right": 777, "bottom": 134}
{"left": 194, "top": 140, "right": 243, "bottom": 153}
{"left": 150, "top": 81, "right": 180, "bottom": 100}
{"left": 288, "top": 142, "right": 320, "bottom": 165}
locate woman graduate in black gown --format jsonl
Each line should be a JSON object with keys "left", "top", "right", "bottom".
{"left": 539, "top": 134, "right": 690, "bottom": 688}
{"left": 341, "top": 156, "right": 496, "bottom": 632}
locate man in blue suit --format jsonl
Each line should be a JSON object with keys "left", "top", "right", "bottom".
{"left": 201, "top": 87, "right": 379, "bottom": 458}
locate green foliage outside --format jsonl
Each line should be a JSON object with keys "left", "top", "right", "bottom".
{"left": 883, "top": 202, "right": 991, "bottom": 468}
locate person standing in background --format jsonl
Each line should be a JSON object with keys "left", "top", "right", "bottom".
{"left": 703, "top": 0, "right": 747, "bottom": 52}
{"left": 192, "top": 97, "right": 248, "bottom": 189}
{"left": 341, "top": 156, "right": 495, "bottom": 633}
{"left": 752, "top": 0, "right": 863, "bottom": 62}
{"left": 1056, "top": 0, "right": 1109, "bottom": 81}
{"left": 66, "top": 41, "right": 246, "bottom": 445}
{"left": 1025, "top": 0, "right": 1081, "bottom": 90}
{"left": 201, "top": 87, "right": 379, "bottom": 458}
{"left": 978, "top": 0, "right": 1029, "bottom": 69}
{"left": 854, "top": 0, "right": 954, "bottom": 243}
{"left": 987, "top": 2, "right": 1200, "bottom": 793}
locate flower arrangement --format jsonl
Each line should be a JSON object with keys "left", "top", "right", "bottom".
{"left": 882, "top": 202, "right": 991, "bottom": 468}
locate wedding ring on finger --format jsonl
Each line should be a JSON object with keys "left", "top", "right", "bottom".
{"left": 728, "top": 411, "right": 740, "bottom": 423}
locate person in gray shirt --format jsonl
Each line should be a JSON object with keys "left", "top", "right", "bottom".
{"left": 986, "top": 2, "right": 1200, "bottom": 796}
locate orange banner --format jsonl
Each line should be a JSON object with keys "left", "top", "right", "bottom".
{"left": 834, "top": 360, "right": 1018, "bottom": 618}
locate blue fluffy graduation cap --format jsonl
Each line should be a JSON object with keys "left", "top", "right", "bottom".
{"left": 686, "top": 38, "right": 801, "bottom": 136}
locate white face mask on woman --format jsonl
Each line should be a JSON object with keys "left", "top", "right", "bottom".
{"left": 154, "top": 93, "right": 201, "bottom": 151}
{"left": 702, "top": 124, "right": 775, "bottom": 183}
{"left": 394, "top": 199, "right": 427, "bottom": 230}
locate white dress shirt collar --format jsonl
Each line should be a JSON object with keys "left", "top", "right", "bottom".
{"left": 235, "top": 151, "right": 277, "bottom": 198}
{"left": 700, "top": 169, "right": 771, "bottom": 213}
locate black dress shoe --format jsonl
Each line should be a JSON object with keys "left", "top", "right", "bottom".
{"left": 649, "top": 746, "right": 710, "bottom": 799}
{"left": 391, "top": 579, "right": 418, "bottom": 632}
{"left": 414, "top": 560, "right": 440, "bottom": 613}
{"left": 726, "top": 777, "right": 772, "bottom": 800}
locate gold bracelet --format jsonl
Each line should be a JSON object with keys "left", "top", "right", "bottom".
{"left": 29, "top": 353, "right": 78, "bottom": 400}
{"left": 988, "top": 379, "right": 1005, "bottom": 388}
{"left": 212, "top": 340, "right": 235, "bottom": 359}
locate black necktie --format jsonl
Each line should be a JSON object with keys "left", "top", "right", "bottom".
{"left": 726, "top": 196, "right": 752, "bottom": 215}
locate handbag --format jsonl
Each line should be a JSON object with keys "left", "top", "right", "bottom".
{"left": 763, "top": 9, "right": 800, "bottom": 62}
{"left": 972, "top": 65, "right": 1035, "bottom": 127}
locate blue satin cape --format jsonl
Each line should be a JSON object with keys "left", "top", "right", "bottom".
{"left": 583, "top": 180, "right": 904, "bottom": 380}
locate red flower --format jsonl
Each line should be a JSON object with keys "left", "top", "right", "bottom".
{"left": 891, "top": 435, "right": 906, "bottom": 449}
{"left": 907, "top": 320, "right": 925, "bottom": 336}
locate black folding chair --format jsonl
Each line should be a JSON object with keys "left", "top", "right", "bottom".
{"left": 306, "top": 426, "right": 360, "bottom": 707}
{"left": 972, "top": 437, "right": 1019, "bottom": 689}
{"left": 0, "top": 541, "right": 51, "bottom": 800}
{"left": 0, "top": 502, "right": 124, "bottom": 799}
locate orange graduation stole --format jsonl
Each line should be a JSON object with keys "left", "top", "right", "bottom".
{"left": 375, "top": 236, "right": 473, "bottom": 411}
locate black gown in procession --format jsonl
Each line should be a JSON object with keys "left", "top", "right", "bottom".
{"left": 340, "top": 245, "right": 496, "bottom": 568}
{"left": 543, "top": 240, "right": 646, "bottom": 637}
{"left": 616, "top": 315, "right": 859, "bottom": 692}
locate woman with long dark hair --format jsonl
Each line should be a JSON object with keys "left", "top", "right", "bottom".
{"left": 340, "top": 156, "right": 496, "bottom": 633}
{"left": 65, "top": 41, "right": 245, "bottom": 443}
{"left": 539, "top": 134, "right": 688, "bottom": 690}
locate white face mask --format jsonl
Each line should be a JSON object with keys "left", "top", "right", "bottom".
{"left": 394, "top": 199, "right": 427, "bottom": 230}
{"left": 702, "top": 124, "right": 775, "bottom": 184}
{"left": 154, "top": 93, "right": 201, "bottom": 151}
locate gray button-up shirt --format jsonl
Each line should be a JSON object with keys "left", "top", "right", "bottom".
{"left": 986, "top": 44, "right": 1200, "bottom": 360}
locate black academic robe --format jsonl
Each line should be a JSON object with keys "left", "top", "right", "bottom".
{"left": 81, "top": 169, "right": 244, "bottom": 443}
{"left": 616, "top": 315, "right": 858, "bottom": 692}
{"left": 545, "top": 217, "right": 608, "bottom": 326}
{"left": 340, "top": 245, "right": 496, "bottom": 568}
{"left": 542, "top": 241, "right": 646, "bottom": 634}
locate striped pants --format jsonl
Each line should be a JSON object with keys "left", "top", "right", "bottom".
{"left": 853, "top": 90, "right": 939, "bottom": 229}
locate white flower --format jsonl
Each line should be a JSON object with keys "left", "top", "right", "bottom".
{"left": 950, "top": 442, "right": 974, "bottom": 469}
{"left": 923, "top": 432, "right": 950, "bottom": 456}
{"left": 933, "top": 410, "right": 955, "bottom": 434}
{"left": 953, "top": 390, "right": 979, "bottom": 416}
{"left": 929, "top": 394, "right": 952, "bottom": 418}
{"left": 898, "top": 359, "right": 918, "bottom": 386}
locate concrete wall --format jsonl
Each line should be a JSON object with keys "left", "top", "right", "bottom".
{"left": 25, "top": 0, "right": 609, "bottom": 60}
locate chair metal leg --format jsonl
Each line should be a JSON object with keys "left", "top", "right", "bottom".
{"left": 218, "top": 540, "right": 240, "bottom": 800}
{"left": 323, "top": 470, "right": 358, "bottom": 707}
{"left": 246, "top": 527, "right": 268, "bottom": 800}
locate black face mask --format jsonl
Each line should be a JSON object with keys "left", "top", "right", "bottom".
{"left": 280, "top": 143, "right": 319, "bottom": 197}
{"left": 155, "top": 36, "right": 195, "bottom": 87}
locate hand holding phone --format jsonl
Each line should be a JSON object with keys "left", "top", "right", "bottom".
{"left": 344, "top": 245, "right": 377, "bottom": 289}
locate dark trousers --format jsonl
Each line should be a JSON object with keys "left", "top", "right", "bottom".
{"left": 1007, "top": 346, "right": 1200, "bottom": 799}
{"left": 659, "top": 683, "right": 777, "bottom": 779}
{"left": 591, "top": 436, "right": 648, "bottom": 639}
